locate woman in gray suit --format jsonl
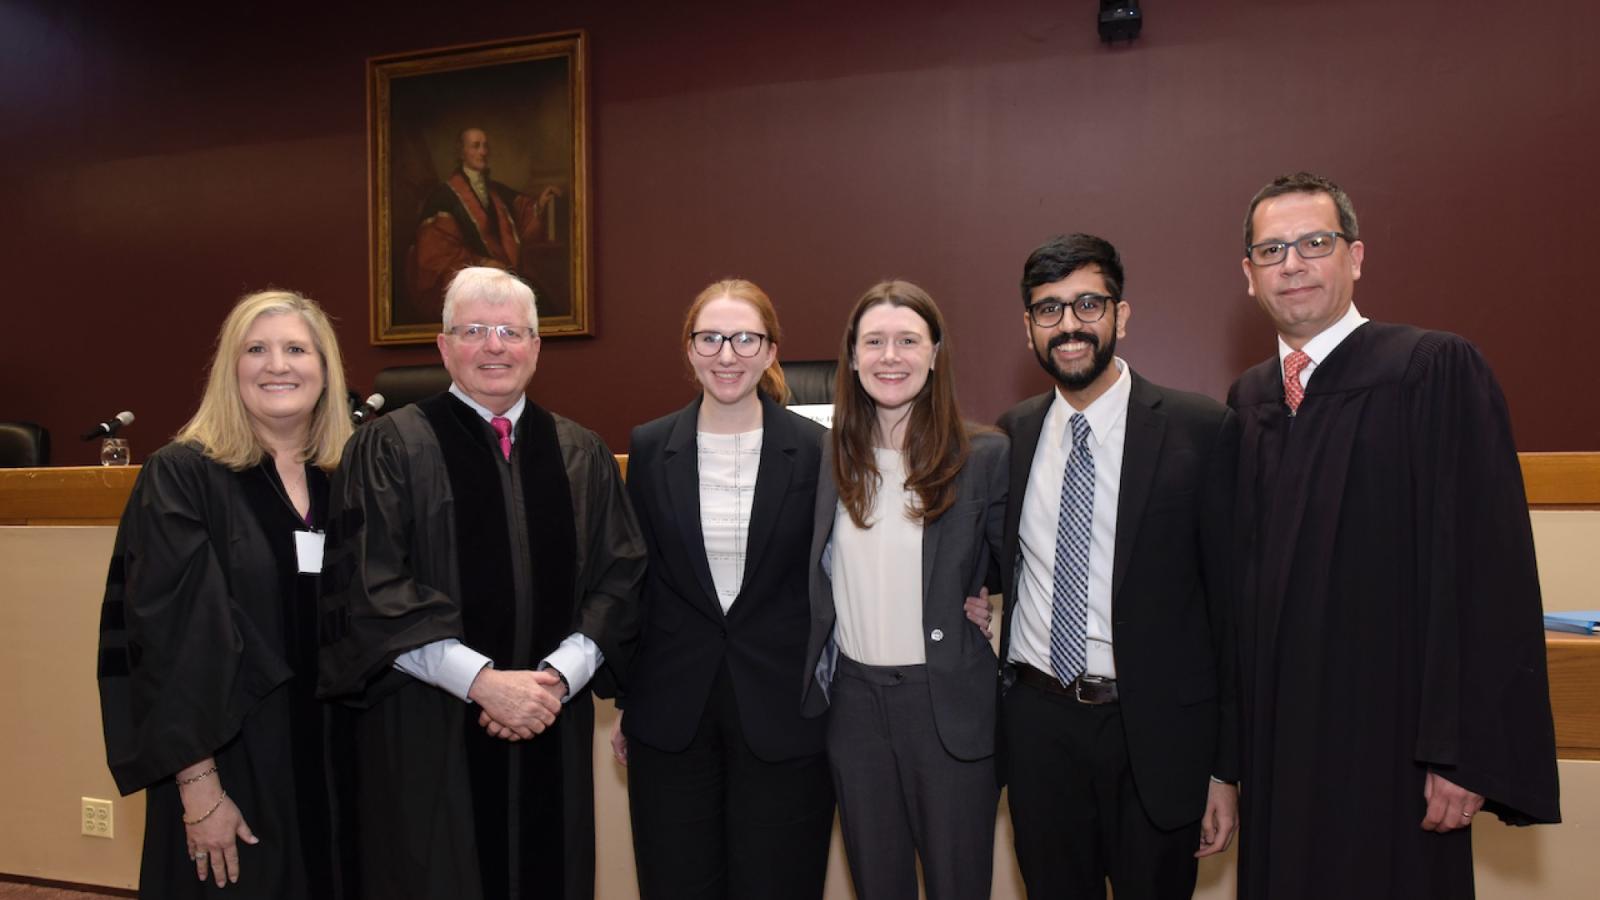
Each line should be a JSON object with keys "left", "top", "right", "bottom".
{"left": 801, "top": 280, "right": 1007, "bottom": 900}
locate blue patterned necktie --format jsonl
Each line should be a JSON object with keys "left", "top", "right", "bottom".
{"left": 1050, "top": 413, "right": 1094, "bottom": 686}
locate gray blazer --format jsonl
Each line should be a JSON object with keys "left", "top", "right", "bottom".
{"left": 800, "top": 430, "right": 1008, "bottom": 760}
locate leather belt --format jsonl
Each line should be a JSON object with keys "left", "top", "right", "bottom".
{"left": 1016, "top": 663, "right": 1119, "bottom": 705}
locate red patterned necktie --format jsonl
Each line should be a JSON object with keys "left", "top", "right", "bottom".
{"left": 490, "top": 416, "right": 512, "bottom": 460}
{"left": 1283, "top": 350, "right": 1311, "bottom": 414}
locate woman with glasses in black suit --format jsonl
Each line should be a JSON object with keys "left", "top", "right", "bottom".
{"left": 614, "top": 279, "right": 835, "bottom": 899}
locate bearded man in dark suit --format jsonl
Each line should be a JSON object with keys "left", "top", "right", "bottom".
{"left": 982, "top": 233, "right": 1240, "bottom": 899}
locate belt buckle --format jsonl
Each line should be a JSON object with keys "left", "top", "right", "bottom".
{"left": 1074, "top": 675, "right": 1113, "bottom": 705}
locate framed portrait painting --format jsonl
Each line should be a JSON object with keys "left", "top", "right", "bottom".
{"left": 369, "top": 31, "right": 590, "bottom": 344}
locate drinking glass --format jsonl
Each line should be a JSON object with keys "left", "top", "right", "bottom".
{"left": 100, "top": 438, "right": 130, "bottom": 466}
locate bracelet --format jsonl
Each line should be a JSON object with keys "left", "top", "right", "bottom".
{"left": 181, "top": 791, "right": 228, "bottom": 826}
{"left": 176, "top": 766, "right": 217, "bottom": 787}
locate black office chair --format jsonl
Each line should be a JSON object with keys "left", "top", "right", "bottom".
{"left": 0, "top": 422, "right": 50, "bottom": 467}
{"left": 781, "top": 360, "right": 837, "bottom": 406}
{"left": 369, "top": 364, "right": 453, "bottom": 415}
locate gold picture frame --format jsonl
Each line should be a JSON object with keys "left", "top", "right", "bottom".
{"left": 369, "top": 31, "right": 590, "bottom": 344}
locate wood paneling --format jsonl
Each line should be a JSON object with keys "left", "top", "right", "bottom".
{"left": 0, "top": 451, "right": 1570, "bottom": 525}
{"left": 0, "top": 467, "right": 138, "bottom": 526}
{"left": 1521, "top": 453, "right": 1600, "bottom": 508}
{"left": 1547, "top": 634, "right": 1600, "bottom": 760}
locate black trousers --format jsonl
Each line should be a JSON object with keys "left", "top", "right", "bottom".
{"left": 827, "top": 657, "right": 999, "bottom": 900}
{"left": 1003, "top": 678, "right": 1201, "bottom": 900}
{"left": 627, "top": 662, "right": 834, "bottom": 900}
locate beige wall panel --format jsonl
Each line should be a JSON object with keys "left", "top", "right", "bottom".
{"left": 3, "top": 519, "right": 1597, "bottom": 896}
{"left": 0, "top": 526, "right": 143, "bottom": 890}
{"left": 1531, "top": 510, "right": 1600, "bottom": 613}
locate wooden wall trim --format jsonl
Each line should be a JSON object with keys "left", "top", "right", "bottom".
{"left": 1548, "top": 634, "right": 1600, "bottom": 760}
{"left": 0, "top": 466, "right": 139, "bottom": 526}
{"left": 1521, "top": 452, "right": 1600, "bottom": 508}
{"left": 0, "top": 451, "right": 1590, "bottom": 524}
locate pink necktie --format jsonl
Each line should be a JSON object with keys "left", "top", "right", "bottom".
{"left": 1283, "top": 350, "right": 1311, "bottom": 414}
{"left": 490, "top": 416, "right": 512, "bottom": 460}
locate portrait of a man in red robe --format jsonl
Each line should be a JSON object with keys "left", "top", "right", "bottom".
{"left": 405, "top": 126, "right": 562, "bottom": 318}
{"left": 370, "top": 33, "right": 590, "bottom": 343}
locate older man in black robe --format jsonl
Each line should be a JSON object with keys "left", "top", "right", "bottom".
{"left": 319, "top": 266, "right": 643, "bottom": 900}
{"left": 1227, "top": 172, "right": 1560, "bottom": 898}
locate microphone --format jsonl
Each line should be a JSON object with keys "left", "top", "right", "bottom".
{"left": 351, "top": 393, "right": 386, "bottom": 425}
{"left": 82, "top": 411, "right": 135, "bottom": 441}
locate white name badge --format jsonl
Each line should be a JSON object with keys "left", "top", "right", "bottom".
{"left": 294, "top": 531, "right": 326, "bottom": 574}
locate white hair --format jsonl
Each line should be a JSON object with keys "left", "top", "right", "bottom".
{"left": 441, "top": 267, "right": 539, "bottom": 330}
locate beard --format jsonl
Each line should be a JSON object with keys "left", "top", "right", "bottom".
{"left": 1034, "top": 327, "right": 1117, "bottom": 391}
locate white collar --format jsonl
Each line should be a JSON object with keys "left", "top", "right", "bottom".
{"left": 1047, "top": 357, "right": 1131, "bottom": 448}
{"left": 448, "top": 384, "right": 525, "bottom": 430}
{"left": 1278, "top": 303, "right": 1368, "bottom": 369}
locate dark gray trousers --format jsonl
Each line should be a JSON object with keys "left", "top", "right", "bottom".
{"left": 826, "top": 656, "right": 999, "bottom": 900}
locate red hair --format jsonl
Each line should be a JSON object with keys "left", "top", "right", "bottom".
{"left": 680, "top": 278, "right": 789, "bottom": 402}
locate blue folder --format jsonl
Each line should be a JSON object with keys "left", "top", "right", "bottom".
{"left": 1543, "top": 611, "right": 1600, "bottom": 635}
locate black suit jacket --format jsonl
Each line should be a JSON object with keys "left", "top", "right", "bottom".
{"left": 622, "top": 393, "right": 827, "bottom": 761}
{"left": 997, "top": 370, "right": 1240, "bottom": 829}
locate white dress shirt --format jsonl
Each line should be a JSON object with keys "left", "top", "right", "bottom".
{"left": 391, "top": 384, "right": 602, "bottom": 704}
{"left": 1278, "top": 303, "right": 1369, "bottom": 392}
{"left": 1008, "top": 359, "right": 1132, "bottom": 680}
{"left": 698, "top": 428, "right": 762, "bottom": 612}
{"left": 831, "top": 448, "right": 927, "bottom": 666}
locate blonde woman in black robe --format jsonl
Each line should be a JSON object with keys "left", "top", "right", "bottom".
{"left": 98, "top": 289, "right": 353, "bottom": 898}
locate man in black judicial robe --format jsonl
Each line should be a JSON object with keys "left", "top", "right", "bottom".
{"left": 1228, "top": 173, "right": 1559, "bottom": 898}
{"left": 318, "top": 267, "right": 644, "bottom": 900}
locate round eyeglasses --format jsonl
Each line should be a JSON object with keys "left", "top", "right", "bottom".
{"left": 689, "top": 331, "right": 769, "bottom": 358}
{"left": 444, "top": 324, "right": 537, "bottom": 344}
{"left": 1025, "top": 293, "right": 1116, "bottom": 328}
{"left": 1246, "top": 231, "right": 1351, "bottom": 267}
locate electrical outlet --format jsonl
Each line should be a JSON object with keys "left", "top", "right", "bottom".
{"left": 81, "top": 797, "right": 113, "bottom": 839}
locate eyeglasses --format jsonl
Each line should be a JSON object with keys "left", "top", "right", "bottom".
{"left": 1246, "top": 231, "right": 1351, "bottom": 267}
{"left": 689, "top": 331, "right": 769, "bottom": 358}
{"left": 444, "top": 323, "right": 537, "bottom": 344}
{"left": 1025, "top": 293, "right": 1117, "bottom": 328}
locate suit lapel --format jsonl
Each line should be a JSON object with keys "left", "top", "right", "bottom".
{"left": 999, "top": 392, "right": 1052, "bottom": 660}
{"left": 738, "top": 395, "right": 796, "bottom": 605}
{"left": 811, "top": 443, "right": 841, "bottom": 629}
{"left": 1004, "top": 393, "right": 1052, "bottom": 559}
{"left": 662, "top": 397, "right": 723, "bottom": 618}
{"left": 921, "top": 486, "right": 942, "bottom": 613}
{"left": 1112, "top": 372, "right": 1165, "bottom": 602}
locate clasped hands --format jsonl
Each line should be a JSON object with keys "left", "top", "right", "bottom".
{"left": 467, "top": 667, "right": 569, "bottom": 741}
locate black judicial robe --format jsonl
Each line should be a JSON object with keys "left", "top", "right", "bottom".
{"left": 98, "top": 442, "right": 342, "bottom": 899}
{"left": 1228, "top": 322, "right": 1560, "bottom": 899}
{"left": 318, "top": 393, "right": 644, "bottom": 900}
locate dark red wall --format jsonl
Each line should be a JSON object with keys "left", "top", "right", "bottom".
{"left": 4, "top": 0, "right": 1597, "bottom": 465}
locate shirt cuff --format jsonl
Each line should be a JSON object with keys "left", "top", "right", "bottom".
{"left": 540, "top": 633, "right": 604, "bottom": 704}
{"left": 392, "top": 638, "right": 493, "bottom": 703}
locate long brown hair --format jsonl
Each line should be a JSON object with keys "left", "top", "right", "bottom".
{"left": 832, "top": 280, "right": 968, "bottom": 528}
{"left": 680, "top": 278, "right": 790, "bottom": 402}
